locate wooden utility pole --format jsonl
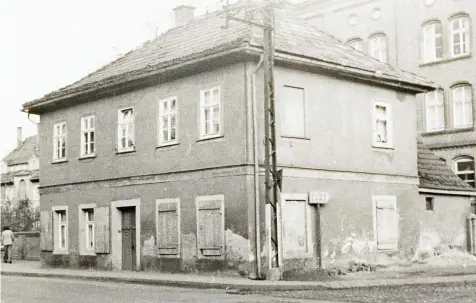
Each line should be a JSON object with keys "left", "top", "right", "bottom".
{"left": 223, "top": 0, "right": 281, "bottom": 280}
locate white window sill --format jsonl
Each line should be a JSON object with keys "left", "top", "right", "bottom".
{"left": 52, "top": 159, "right": 68, "bottom": 164}
{"left": 78, "top": 154, "right": 96, "bottom": 160}
{"left": 197, "top": 134, "right": 224, "bottom": 142}
{"left": 116, "top": 148, "right": 136, "bottom": 154}
{"left": 53, "top": 249, "right": 69, "bottom": 255}
{"left": 79, "top": 250, "right": 96, "bottom": 256}
{"left": 156, "top": 142, "right": 179, "bottom": 149}
{"left": 372, "top": 143, "right": 394, "bottom": 150}
{"left": 281, "top": 135, "right": 310, "bottom": 140}
{"left": 420, "top": 54, "right": 471, "bottom": 67}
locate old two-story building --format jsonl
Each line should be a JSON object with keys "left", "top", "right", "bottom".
{"left": 23, "top": 4, "right": 436, "bottom": 279}
{"left": 1, "top": 127, "right": 40, "bottom": 209}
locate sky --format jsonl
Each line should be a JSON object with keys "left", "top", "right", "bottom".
{"left": 0, "top": 0, "right": 244, "bottom": 159}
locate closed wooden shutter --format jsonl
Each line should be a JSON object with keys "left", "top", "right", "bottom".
{"left": 40, "top": 211, "right": 53, "bottom": 251}
{"left": 157, "top": 202, "right": 179, "bottom": 255}
{"left": 94, "top": 206, "right": 110, "bottom": 254}
{"left": 375, "top": 199, "right": 398, "bottom": 250}
{"left": 197, "top": 200, "right": 223, "bottom": 256}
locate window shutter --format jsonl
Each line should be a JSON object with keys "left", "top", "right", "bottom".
{"left": 94, "top": 206, "right": 110, "bottom": 254}
{"left": 157, "top": 202, "right": 179, "bottom": 255}
{"left": 375, "top": 199, "right": 398, "bottom": 250}
{"left": 40, "top": 211, "right": 53, "bottom": 251}
{"left": 197, "top": 200, "right": 223, "bottom": 256}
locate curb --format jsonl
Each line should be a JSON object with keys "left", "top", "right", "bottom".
{"left": 0, "top": 271, "right": 327, "bottom": 291}
{"left": 2, "top": 270, "right": 475, "bottom": 291}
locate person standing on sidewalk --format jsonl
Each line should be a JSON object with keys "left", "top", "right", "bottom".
{"left": 2, "top": 226, "right": 14, "bottom": 263}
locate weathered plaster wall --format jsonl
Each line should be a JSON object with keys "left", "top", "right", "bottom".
{"left": 267, "top": 176, "right": 421, "bottom": 273}
{"left": 418, "top": 193, "right": 472, "bottom": 251}
{"left": 40, "top": 172, "right": 252, "bottom": 274}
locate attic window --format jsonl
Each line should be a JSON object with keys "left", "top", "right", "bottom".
{"left": 454, "top": 157, "right": 475, "bottom": 187}
{"left": 426, "top": 197, "right": 434, "bottom": 211}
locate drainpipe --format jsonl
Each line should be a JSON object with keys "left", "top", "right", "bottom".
{"left": 251, "top": 55, "right": 264, "bottom": 279}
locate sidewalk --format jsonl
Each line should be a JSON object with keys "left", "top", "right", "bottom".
{"left": 1, "top": 261, "right": 476, "bottom": 291}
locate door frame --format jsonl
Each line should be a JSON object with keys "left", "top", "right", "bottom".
{"left": 111, "top": 198, "right": 141, "bottom": 270}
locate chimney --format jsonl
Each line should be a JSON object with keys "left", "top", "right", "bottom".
{"left": 173, "top": 5, "right": 195, "bottom": 27}
{"left": 17, "top": 127, "right": 23, "bottom": 148}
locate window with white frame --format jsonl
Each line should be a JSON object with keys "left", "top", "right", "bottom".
{"left": 200, "top": 87, "right": 221, "bottom": 139}
{"left": 347, "top": 38, "right": 364, "bottom": 52}
{"left": 81, "top": 116, "right": 95, "bottom": 157}
{"left": 452, "top": 85, "right": 473, "bottom": 128}
{"left": 158, "top": 97, "right": 178, "bottom": 146}
{"left": 52, "top": 207, "right": 68, "bottom": 253}
{"left": 425, "top": 90, "right": 445, "bottom": 132}
{"left": 84, "top": 209, "right": 95, "bottom": 251}
{"left": 117, "top": 108, "right": 134, "bottom": 151}
{"left": 454, "top": 157, "right": 475, "bottom": 187}
{"left": 450, "top": 16, "right": 471, "bottom": 57}
{"left": 372, "top": 102, "right": 392, "bottom": 147}
{"left": 53, "top": 122, "right": 67, "bottom": 161}
{"left": 369, "top": 34, "right": 388, "bottom": 63}
{"left": 281, "top": 86, "right": 306, "bottom": 138}
{"left": 422, "top": 21, "right": 443, "bottom": 63}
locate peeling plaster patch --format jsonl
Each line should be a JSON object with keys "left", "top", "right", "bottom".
{"left": 142, "top": 236, "right": 156, "bottom": 257}
{"left": 225, "top": 229, "right": 249, "bottom": 263}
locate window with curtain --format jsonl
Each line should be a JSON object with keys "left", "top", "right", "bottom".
{"left": 452, "top": 85, "right": 473, "bottom": 128}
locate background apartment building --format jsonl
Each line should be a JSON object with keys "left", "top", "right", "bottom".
{"left": 295, "top": 0, "right": 476, "bottom": 188}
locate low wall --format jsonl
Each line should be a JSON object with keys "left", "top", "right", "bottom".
{"left": 11, "top": 231, "right": 40, "bottom": 261}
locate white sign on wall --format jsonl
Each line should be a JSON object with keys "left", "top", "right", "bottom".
{"left": 309, "top": 191, "right": 330, "bottom": 205}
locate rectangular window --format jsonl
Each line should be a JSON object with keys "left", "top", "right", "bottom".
{"left": 281, "top": 86, "right": 306, "bottom": 138}
{"left": 455, "top": 158, "right": 475, "bottom": 187}
{"left": 81, "top": 116, "right": 95, "bottom": 157}
{"left": 425, "top": 90, "right": 445, "bottom": 132}
{"left": 196, "top": 195, "right": 224, "bottom": 257}
{"left": 53, "top": 122, "right": 67, "bottom": 161}
{"left": 158, "top": 97, "right": 178, "bottom": 146}
{"left": 452, "top": 85, "right": 473, "bottom": 128}
{"left": 373, "top": 196, "right": 398, "bottom": 250}
{"left": 156, "top": 199, "right": 180, "bottom": 256}
{"left": 85, "top": 209, "right": 95, "bottom": 250}
{"left": 372, "top": 102, "right": 392, "bottom": 148}
{"left": 369, "top": 34, "right": 388, "bottom": 63}
{"left": 52, "top": 206, "right": 68, "bottom": 253}
{"left": 117, "top": 108, "right": 135, "bottom": 151}
{"left": 200, "top": 87, "right": 221, "bottom": 139}
{"left": 423, "top": 22, "right": 443, "bottom": 63}
{"left": 451, "top": 17, "right": 471, "bottom": 57}
{"left": 425, "top": 197, "right": 434, "bottom": 211}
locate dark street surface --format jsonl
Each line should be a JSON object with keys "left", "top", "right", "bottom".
{"left": 254, "top": 281, "right": 476, "bottom": 303}
{"left": 0, "top": 276, "right": 333, "bottom": 303}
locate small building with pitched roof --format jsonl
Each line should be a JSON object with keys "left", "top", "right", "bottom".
{"left": 417, "top": 140, "right": 476, "bottom": 256}
{"left": 1, "top": 127, "right": 40, "bottom": 209}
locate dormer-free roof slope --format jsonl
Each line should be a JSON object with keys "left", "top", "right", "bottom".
{"left": 2, "top": 135, "right": 38, "bottom": 166}
{"left": 23, "top": 7, "right": 435, "bottom": 112}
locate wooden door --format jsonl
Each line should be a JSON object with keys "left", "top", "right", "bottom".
{"left": 121, "top": 207, "right": 136, "bottom": 271}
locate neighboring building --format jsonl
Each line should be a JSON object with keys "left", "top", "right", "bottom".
{"left": 1, "top": 127, "right": 40, "bottom": 209}
{"left": 294, "top": 0, "right": 476, "bottom": 190}
{"left": 417, "top": 140, "right": 476, "bottom": 255}
{"left": 23, "top": 5, "right": 434, "bottom": 278}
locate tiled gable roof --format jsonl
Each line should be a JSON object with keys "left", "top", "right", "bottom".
{"left": 24, "top": 7, "right": 434, "bottom": 109}
{"left": 418, "top": 140, "right": 475, "bottom": 192}
{"left": 2, "top": 136, "right": 39, "bottom": 166}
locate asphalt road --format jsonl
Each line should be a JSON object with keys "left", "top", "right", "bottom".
{"left": 0, "top": 276, "right": 339, "bottom": 303}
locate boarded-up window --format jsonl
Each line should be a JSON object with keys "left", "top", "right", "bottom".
{"left": 281, "top": 86, "right": 306, "bottom": 138}
{"left": 94, "top": 206, "right": 110, "bottom": 254}
{"left": 196, "top": 196, "right": 224, "bottom": 257}
{"left": 374, "top": 196, "right": 398, "bottom": 250}
{"left": 40, "top": 211, "right": 53, "bottom": 251}
{"left": 156, "top": 199, "right": 180, "bottom": 256}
